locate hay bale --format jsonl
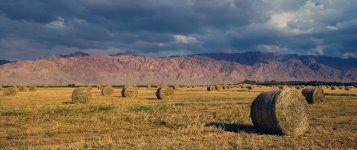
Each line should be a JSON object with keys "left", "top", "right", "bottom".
{"left": 101, "top": 86, "right": 114, "bottom": 96}
{"left": 251, "top": 89, "right": 309, "bottom": 136}
{"left": 121, "top": 86, "right": 138, "bottom": 98}
{"left": 246, "top": 85, "right": 252, "bottom": 90}
{"left": 330, "top": 86, "right": 336, "bottom": 90}
{"left": 301, "top": 88, "right": 325, "bottom": 104}
{"left": 43, "top": 85, "right": 49, "bottom": 88}
{"left": 18, "top": 86, "right": 29, "bottom": 92}
{"left": 71, "top": 87, "right": 92, "bottom": 103}
{"left": 215, "top": 85, "right": 223, "bottom": 91}
{"left": 207, "top": 85, "right": 215, "bottom": 91}
{"left": 338, "top": 86, "right": 343, "bottom": 90}
{"left": 156, "top": 87, "right": 174, "bottom": 100}
{"left": 0, "top": 86, "right": 3, "bottom": 91}
{"left": 3, "top": 87, "right": 17, "bottom": 96}
{"left": 344, "top": 86, "right": 350, "bottom": 91}
{"left": 29, "top": 85, "right": 37, "bottom": 91}
{"left": 12, "top": 86, "right": 18, "bottom": 91}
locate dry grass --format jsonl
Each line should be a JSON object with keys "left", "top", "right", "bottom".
{"left": 0, "top": 86, "right": 356, "bottom": 149}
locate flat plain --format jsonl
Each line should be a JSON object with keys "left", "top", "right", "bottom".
{"left": 0, "top": 86, "right": 356, "bottom": 149}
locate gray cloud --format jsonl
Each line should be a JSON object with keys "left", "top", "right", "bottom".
{"left": 0, "top": 0, "right": 356, "bottom": 59}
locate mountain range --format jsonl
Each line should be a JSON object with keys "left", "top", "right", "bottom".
{"left": 0, "top": 51, "right": 356, "bottom": 85}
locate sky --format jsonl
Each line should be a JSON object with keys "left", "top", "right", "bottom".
{"left": 0, "top": 0, "right": 357, "bottom": 60}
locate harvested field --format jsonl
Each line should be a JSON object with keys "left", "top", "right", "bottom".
{"left": 0, "top": 86, "right": 356, "bottom": 149}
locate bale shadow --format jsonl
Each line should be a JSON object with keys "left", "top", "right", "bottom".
{"left": 205, "top": 122, "right": 267, "bottom": 135}
{"left": 62, "top": 101, "right": 75, "bottom": 105}
{"left": 146, "top": 98, "right": 159, "bottom": 101}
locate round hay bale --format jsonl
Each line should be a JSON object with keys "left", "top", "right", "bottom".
{"left": 251, "top": 89, "right": 309, "bottom": 136}
{"left": 121, "top": 86, "right": 138, "bottom": 98}
{"left": 344, "top": 86, "right": 350, "bottom": 91}
{"left": 207, "top": 85, "right": 215, "bottom": 91}
{"left": 71, "top": 87, "right": 92, "bottom": 103}
{"left": 18, "top": 86, "right": 29, "bottom": 92}
{"left": 301, "top": 88, "right": 325, "bottom": 104}
{"left": 43, "top": 85, "right": 49, "bottom": 88}
{"left": 330, "top": 86, "right": 336, "bottom": 90}
{"left": 3, "top": 87, "right": 17, "bottom": 96}
{"left": 215, "top": 85, "right": 223, "bottom": 91}
{"left": 338, "top": 86, "right": 343, "bottom": 90}
{"left": 246, "top": 85, "right": 252, "bottom": 90}
{"left": 29, "top": 85, "right": 37, "bottom": 91}
{"left": 101, "top": 86, "right": 114, "bottom": 96}
{"left": 156, "top": 87, "right": 174, "bottom": 100}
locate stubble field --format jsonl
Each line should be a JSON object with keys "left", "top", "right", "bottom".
{"left": 0, "top": 86, "right": 356, "bottom": 149}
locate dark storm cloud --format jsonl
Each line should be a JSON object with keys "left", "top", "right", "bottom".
{"left": 0, "top": 0, "right": 356, "bottom": 60}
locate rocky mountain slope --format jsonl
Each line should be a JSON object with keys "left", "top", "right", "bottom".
{"left": 0, "top": 52, "right": 356, "bottom": 85}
